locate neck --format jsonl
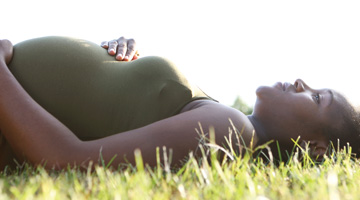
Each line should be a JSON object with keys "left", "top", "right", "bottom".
{"left": 247, "top": 115, "right": 270, "bottom": 145}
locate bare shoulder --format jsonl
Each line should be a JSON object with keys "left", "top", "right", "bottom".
{"left": 180, "top": 99, "right": 218, "bottom": 113}
{"left": 181, "top": 99, "right": 247, "bottom": 118}
{"left": 180, "top": 100, "right": 258, "bottom": 147}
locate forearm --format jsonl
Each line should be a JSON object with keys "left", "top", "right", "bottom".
{"left": 0, "top": 60, "right": 86, "bottom": 168}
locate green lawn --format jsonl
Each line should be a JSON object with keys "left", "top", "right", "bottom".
{"left": 0, "top": 143, "right": 359, "bottom": 200}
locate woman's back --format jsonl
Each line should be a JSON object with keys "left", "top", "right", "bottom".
{"left": 9, "top": 37, "right": 212, "bottom": 140}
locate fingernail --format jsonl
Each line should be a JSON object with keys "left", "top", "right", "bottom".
{"left": 116, "top": 55, "right": 123, "bottom": 60}
{"left": 124, "top": 56, "right": 129, "bottom": 60}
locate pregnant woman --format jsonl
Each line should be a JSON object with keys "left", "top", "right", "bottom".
{"left": 0, "top": 36, "right": 358, "bottom": 170}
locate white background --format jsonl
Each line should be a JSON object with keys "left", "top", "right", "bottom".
{"left": 2, "top": 0, "right": 360, "bottom": 107}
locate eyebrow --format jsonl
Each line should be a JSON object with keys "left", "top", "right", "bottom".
{"left": 327, "top": 90, "right": 334, "bottom": 107}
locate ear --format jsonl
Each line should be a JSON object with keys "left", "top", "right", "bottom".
{"left": 308, "top": 139, "right": 329, "bottom": 161}
{"left": 300, "top": 139, "right": 329, "bottom": 160}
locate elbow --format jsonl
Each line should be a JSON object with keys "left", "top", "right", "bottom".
{"left": 25, "top": 154, "right": 76, "bottom": 171}
{"left": 26, "top": 142, "right": 92, "bottom": 170}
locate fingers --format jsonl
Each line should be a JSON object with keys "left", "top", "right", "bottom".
{"left": 101, "top": 41, "right": 109, "bottom": 49}
{"left": 123, "top": 38, "right": 136, "bottom": 61}
{"left": 115, "top": 37, "right": 127, "bottom": 61}
{"left": 107, "top": 40, "right": 118, "bottom": 56}
{"left": 101, "top": 37, "right": 140, "bottom": 61}
{"left": 132, "top": 51, "right": 140, "bottom": 61}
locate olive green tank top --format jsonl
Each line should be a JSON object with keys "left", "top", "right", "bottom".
{"left": 8, "top": 36, "right": 214, "bottom": 140}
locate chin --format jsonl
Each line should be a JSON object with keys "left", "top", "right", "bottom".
{"left": 255, "top": 86, "right": 265, "bottom": 95}
{"left": 255, "top": 85, "right": 275, "bottom": 98}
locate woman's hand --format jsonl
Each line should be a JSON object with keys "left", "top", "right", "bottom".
{"left": 101, "top": 37, "right": 139, "bottom": 61}
{"left": 0, "top": 39, "right": 13, "bottom": 65}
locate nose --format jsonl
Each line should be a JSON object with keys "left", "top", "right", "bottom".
{"left": 294, "top": 79, "right": 306, "bottom": 92}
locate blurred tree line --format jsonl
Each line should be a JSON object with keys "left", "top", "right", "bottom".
{"left": 231, "top": 96, "right": 253, "bottom": 115}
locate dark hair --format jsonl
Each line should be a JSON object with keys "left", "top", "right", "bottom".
{"left": 325, "top": 92, "right": 360, "bottom": 157}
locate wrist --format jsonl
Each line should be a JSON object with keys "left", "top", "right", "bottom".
{"left": 0, "top": 39, "right": 14, "bottom": 65}
{"left": 0, "top": 59, "right": 5, "bottom": 67}
{"left": 0, "top": 55, "right": 8, "bottom": 66}
{"left": 0, "top": 60, "right": 10, "bottom": 72}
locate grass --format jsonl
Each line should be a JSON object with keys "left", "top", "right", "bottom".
{"left": 0, "top": 140, "right": 359, "bottom": 199}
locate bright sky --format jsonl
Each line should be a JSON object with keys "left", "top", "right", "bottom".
{"left": 2, "top": 0, "right": 360, "bottom": 107}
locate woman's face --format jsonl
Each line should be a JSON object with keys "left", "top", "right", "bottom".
{"left": 252, "top": 79, "right": 341, "bottom": 147}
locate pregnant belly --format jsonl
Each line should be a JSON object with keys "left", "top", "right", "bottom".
{"left": 8, "top": 37, "right": 199, "bottom": 140}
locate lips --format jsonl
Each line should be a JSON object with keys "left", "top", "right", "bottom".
{"left": 274, "top": 82, "right": 283, "bottom": 91}
{"left": 275, "top": 82, "right": 291, "bottom": 91}
{"left": 284, "top": 82, "right": 288, "bottom": 91}
{"left": 283, "top": 82, "right": 293, "bottom": 91}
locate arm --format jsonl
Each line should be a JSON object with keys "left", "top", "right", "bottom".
{"left": 0, "top": 40, "right": 256, "bottom": 170}
{"left": 0, "top": 40, "right": 85, "bottom": 168}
